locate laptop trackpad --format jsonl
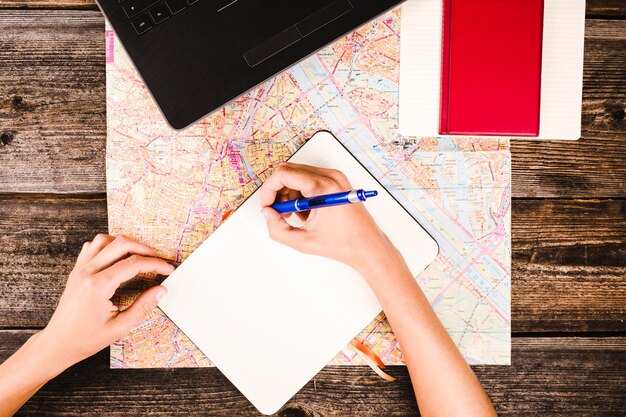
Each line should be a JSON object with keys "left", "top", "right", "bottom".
{"left": 219, "top": 0, "right": 353, "bottom": 67}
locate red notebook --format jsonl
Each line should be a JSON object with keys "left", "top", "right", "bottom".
{"left": 440, "top": 0, "right": 544, "bottom": 136}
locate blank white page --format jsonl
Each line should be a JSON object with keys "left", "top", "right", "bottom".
{"left": 158, "top": 132, "right": 439, "bottom": 415}
{"left": 399, "top": 0, "right": 442, "bottom": 137}
{"left": 538, "top": 0, "right": 586, "bottom": 140}
{"left": 399, "top": 0, "right": 586, "bottom": 140}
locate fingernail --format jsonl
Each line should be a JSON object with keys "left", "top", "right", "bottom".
{"left": 155, "top": 287, "right": 167, "bottom": 302}
{"left": 167, "top": 263, "right": 175, "bottom": 273}
{"left": 262, "top": 208, "right": 269, "bottom": 220}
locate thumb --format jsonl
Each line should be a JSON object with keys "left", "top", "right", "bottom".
{"left": 262, "top": 207, "right": 301, "bottom": 247}
{"left": 115, "top": 285, "right": 167, "bottom": 333}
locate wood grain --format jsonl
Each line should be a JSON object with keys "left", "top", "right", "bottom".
{"left": 511, "top": 199, "right": 626, "bottom": 332}
{"left": 0, "top": 11, "right": 105, "bottom": 194}
{"left": 1, "top": 331, "right": 624, "bottom": 416}
{"left": 586, "top": 0, "right": 626, "bottom": 18}
{"left": 0, "top": 195, "right": 108, "bottom": 327}
{"left": 0, "top": 0, "right": 623, "bottom": 18}
{"left": 1, "top": 196, "right": 624, "bottom": 332}
{"left": 0, "top": 0, "right": 96, "bottom": 9}
{"left": 0, "top": 12, "right": 624, "bottom": 198}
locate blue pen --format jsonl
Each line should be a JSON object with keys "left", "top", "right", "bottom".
{"left": 271, "top": 189, "right": 378, "bottom": 214}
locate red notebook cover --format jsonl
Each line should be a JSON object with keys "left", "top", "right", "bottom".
{"left": 440, "top": 0, "right": 544, "bottom": 136}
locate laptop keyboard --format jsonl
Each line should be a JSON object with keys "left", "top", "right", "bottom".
{"left": 120, "top": 0, "right": 199, "bottom": 35}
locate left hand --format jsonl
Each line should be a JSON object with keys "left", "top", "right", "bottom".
{"left": 37, "top": 234, "right": 174, "bottom": 374}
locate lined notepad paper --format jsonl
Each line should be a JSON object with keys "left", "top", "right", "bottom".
{"left": 538, "top": 0, "right": 586, "bottom": 140}
{"left": 399, "top": 0, "right": 586, "bottom": 140}
{"left": 399, "top": 0, "right": 443, "bottom": 137}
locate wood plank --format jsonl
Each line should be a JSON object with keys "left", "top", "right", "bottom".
{"left": 1, "top": 331, "right": 624, "bottom": 416}
{"left": 0, "top": 0, "right": 96, "bottom": 9}
{"left": 0, "top": 11, "right": 105, "bottom": 194}
{"left": 0, "top": 195, "right": 108, "bottom": 327}
{"left": 0, "top": 12, "right": 624, "bottom": 198}
{"left": 1, "top": 196, "right": 624, "bottom": 332}
{"left": 587, "top": 0, "right": 626, "bottom": 18}
{"left": 511, "top": 199, "right": 626, "bottom": 332}
{"left": 0, "top": 0, "right": 624, "bottom": 19}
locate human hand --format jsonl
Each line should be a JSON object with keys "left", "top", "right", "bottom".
{"left": 259, "top": 163, "right": 401, "bottom": 274}
{"left": 37, "top": 234, "right": 174, "bottom": 376}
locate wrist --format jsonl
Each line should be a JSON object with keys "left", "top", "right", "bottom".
{"left": 354, "top": 244, "right": 427, "bottom": 312}
{"left": 354, "top": 240, "right": 410, "bottom": 284}
{"left": 28, "top": 329, "right": 76, "bottom": 380}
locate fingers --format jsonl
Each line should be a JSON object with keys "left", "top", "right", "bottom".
{"left": 281, "top": 163, "right": 351, "bottom": 187}
{"left": 86, "top": 236, "right": 159, "bottom": 273}
{"left": 114, "top": 285, "right": 167, "bottom": 334}
{"left": 98, "top": 254, "right": 175, "bottom": 286}
{"left": 263, "top": 207, "right": 307, "bottom": 251}
{"left": 76, "top": 234, "right": 115, "bottom": 265}
{"left": 276, "top": 186, "right": 301, "bottom": 204}
{"left": 75, "top": 242, "right": 92, "bottom": 266}
{"left": 274, "top": 187, "right": 307, "bottom": 220}
{"left": 259, "top": 164, "right": 344, "bottom": 207}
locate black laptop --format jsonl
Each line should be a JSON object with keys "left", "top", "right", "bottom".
{"left": 97, "top": 0, "right": 404, "bottom": 129}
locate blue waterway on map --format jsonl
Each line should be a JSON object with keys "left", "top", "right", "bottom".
{"left": 381, "top": 173, "right": 509, "bottom": 318}
{"left": 289, "top": 59, "right": 511, "bottom": 322}
{"left": 437, "top": 136, "right": 461, "bottom": 152}
{"left": 453, "top": 151, "right": 473, "bottom": 233}
{"left": 432, "top": 151, "right": 476, "bottom": 234}
{"left": 289, "top": 64, "right": 360, "bottom": 125}
{"left": 365, "top": 74, "right": 397, "bottom": 93}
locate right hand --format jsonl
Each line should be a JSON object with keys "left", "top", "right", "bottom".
{"left": 259, "top": 163, "right": 401, "bottom": 274}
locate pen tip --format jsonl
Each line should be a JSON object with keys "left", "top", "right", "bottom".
{"left": 364, "top": 190, "right": 378, "bottom": 198}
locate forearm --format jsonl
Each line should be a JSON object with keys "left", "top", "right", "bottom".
{"left": 0, "top": 331, "right": 68, "bottom": 417}
{"left": 0, "top": 235, "right": 172, "bottom": 417}
{"left": 360, "top": 252, "right": 496, "bottom": 417}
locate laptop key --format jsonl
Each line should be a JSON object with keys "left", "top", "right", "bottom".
{"left": 149, "top": 3, "right": 170, "bottom": 24}
{"left": 123, "top": 0, "right": 160, "bottom": 18}
{"left": 165, "top": 0, "right": 186, "bottom": 14}
{"left": 131, "top": 14, "right": 153, "bottom": 35}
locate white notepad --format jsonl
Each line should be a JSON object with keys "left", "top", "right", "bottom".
{"left": 158, "top": 131, "right": 438, "bottom": 414}
{"left": 399, "top": 0, "right": 586, "bottom": 140}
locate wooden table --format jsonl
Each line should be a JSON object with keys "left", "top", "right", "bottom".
{"left": 0, "top": 1, "right": 624, "bottom": 415}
